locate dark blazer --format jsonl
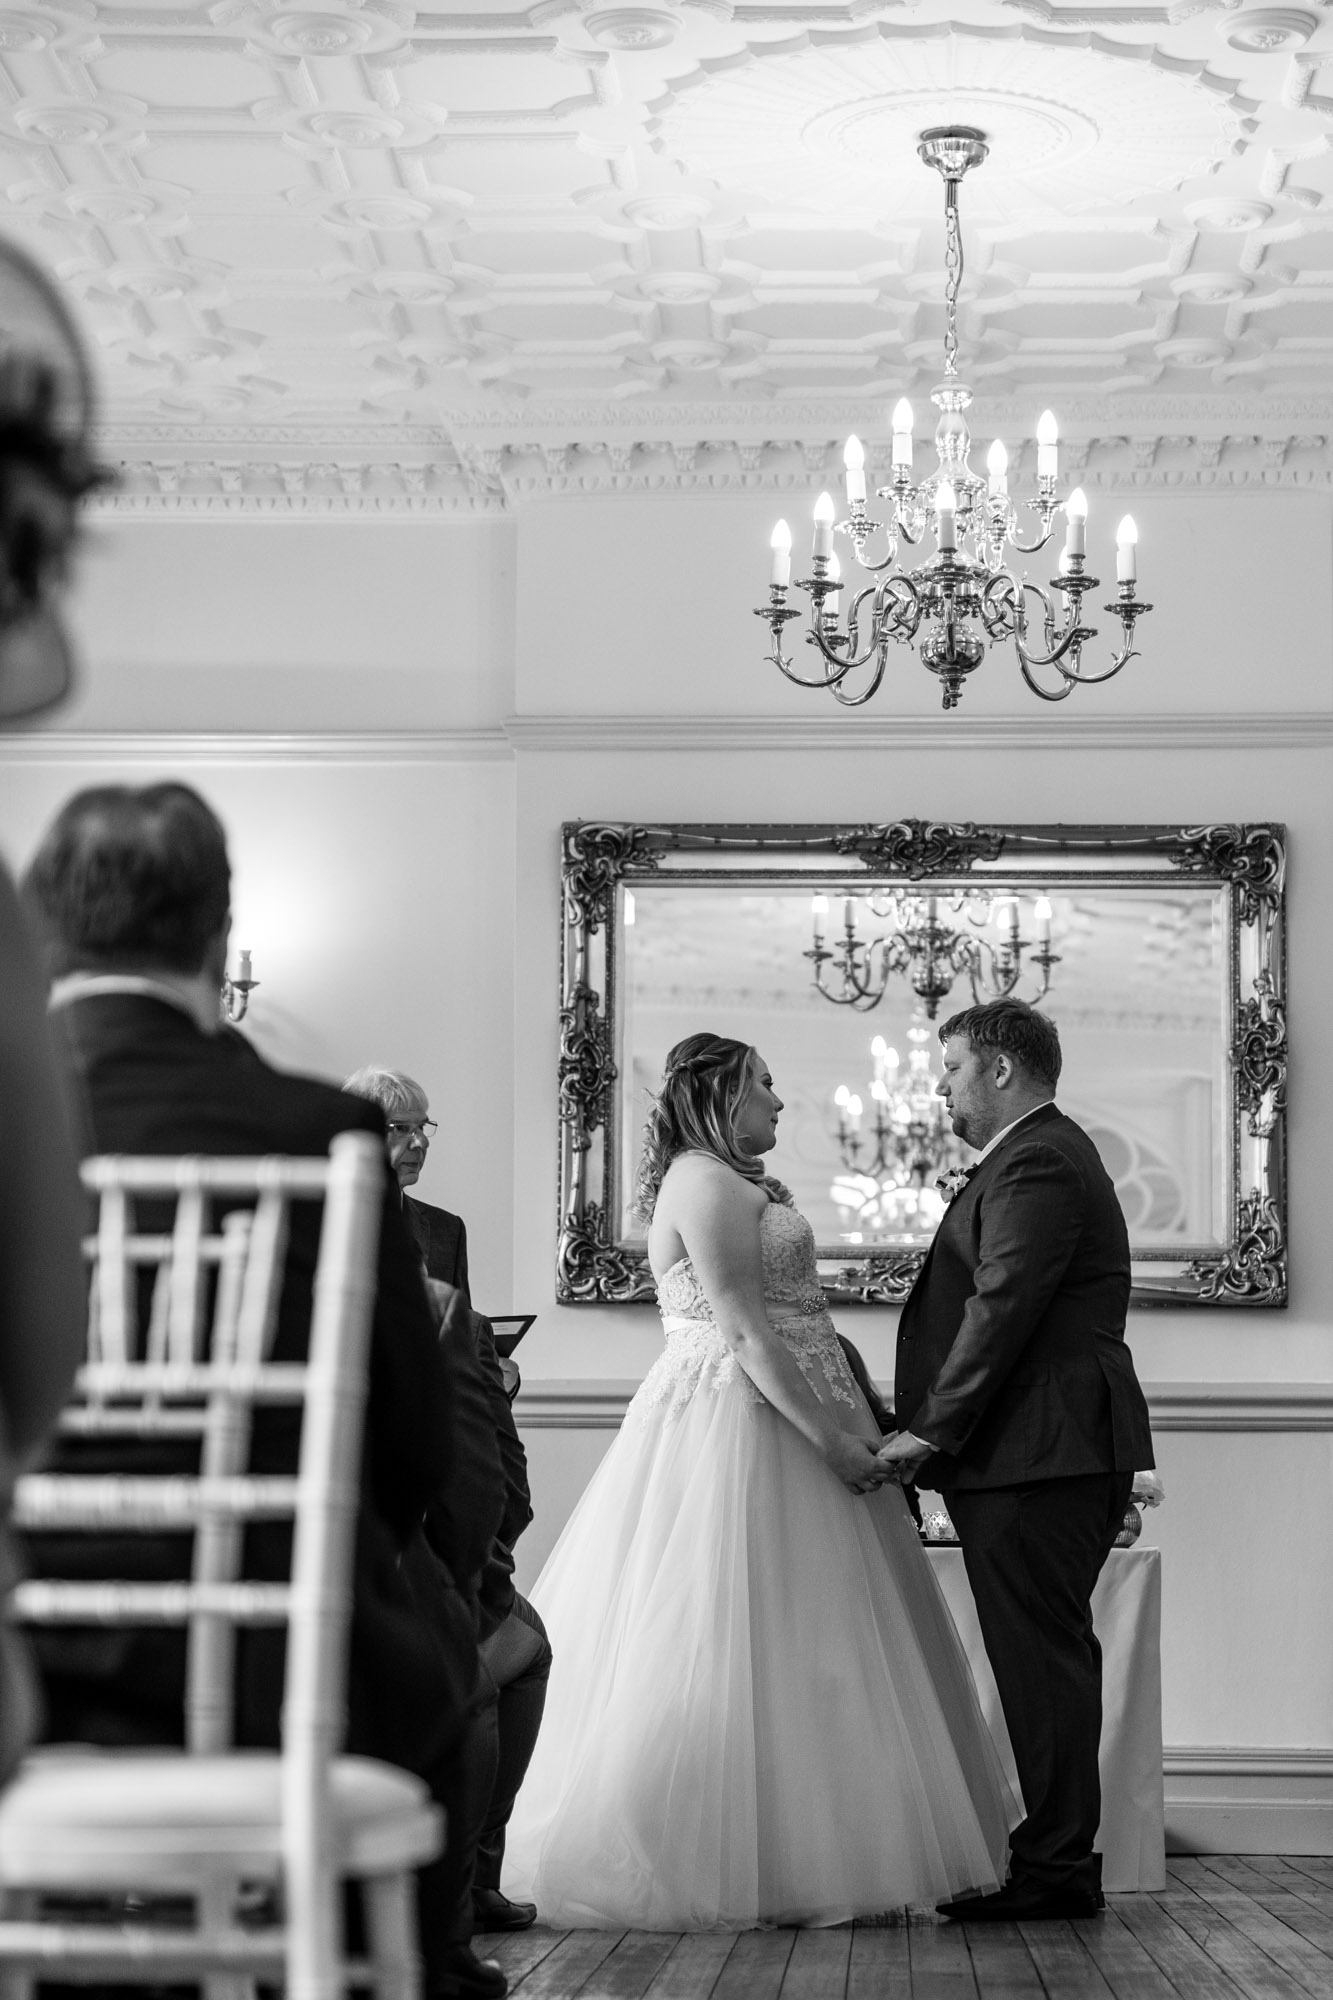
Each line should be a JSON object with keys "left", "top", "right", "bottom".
{"left": 404, "top": 1195, "right": 469, "bottom": 1307}
{"left": 31, "top": 993, "right": 468, "bottom": 1772}
{"left": 895, "top": 1103, "right": 1153, "bottom": 1493}
{"left": 405, "top": 1195, "right": 532, "bottom": 1639}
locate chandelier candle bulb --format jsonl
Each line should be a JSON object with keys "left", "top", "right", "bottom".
{"left": 847, "top": 1094, "right": 863, "bottom": 1132}
{"left": 1117, "top": 516, "right": 1138, "bottom": 583}
{"left": 811, "top": 893, "right": 828, "bottom": 940}
{"left": 1064, "top": 488, "right": 1087, "bottom": 559}
{"left": 842, "top": 897, "right": 856, "bottom": 933}
{"left": 237, "top": 950, "right": 252, "bottom": 983}
{"left": 1037, "top": 410, "right": 1059, "bottom": 481}
{"left": 892, "top": 398, "right": 914, "bottom": 470}
{"left": 935, "top": 481, "right": 957, "bottom": 553}
{"left": 1034, "top": 897, "right": 1053, "bottom": 943}
{"left": 812, "top": 491, "right": 835, "bottom": 561}
{"left": 843, "top": 435, "right": 866, "bottom": 507}
{"left": 986, "top": 438, "right": 1008, "bottom": 497}
{"left": 770, "top": 519, "right": 792, "bottom": 589}
{"left": 825, "top": 552, "right": 842, "bottom": 614}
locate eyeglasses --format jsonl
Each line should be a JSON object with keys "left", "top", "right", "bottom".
{"left": 386, "top": 1120, "right": 438, "bottom": 1143}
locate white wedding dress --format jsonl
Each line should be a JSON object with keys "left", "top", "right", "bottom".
{"left": 504, "top": 1195, "right": 1017, "bottom": 1929}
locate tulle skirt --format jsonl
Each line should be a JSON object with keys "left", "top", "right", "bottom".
{"left": 504, "top": 1339, "right": 1017, "bottom": 1930}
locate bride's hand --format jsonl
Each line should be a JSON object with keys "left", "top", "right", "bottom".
{"left": 823, "top": 1432, "right": 890, "bottom": 1496}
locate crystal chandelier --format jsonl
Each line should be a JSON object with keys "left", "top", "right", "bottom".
{"left": 756, "top": 127, "right": 1152, "bottom": 710}
{"left": 808, "top": 889, "right": 1060, "bottom": 1020}
{"left": 829, "top": 1017, "right": 968, "bottom": 1242}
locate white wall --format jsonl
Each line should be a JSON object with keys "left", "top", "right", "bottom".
{"left": 3, "top": 475, "right": 1331, "bottom": 1852}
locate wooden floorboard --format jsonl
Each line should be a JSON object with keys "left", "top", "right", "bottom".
{"left": 490, "top": 1865, "right": 1333, "bottom": 1998}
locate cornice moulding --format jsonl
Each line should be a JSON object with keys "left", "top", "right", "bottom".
{"left": 502, "top": 711, "right": 1333, "bottom": 751}
{"left": 0, "top": 732, "right": 513, "bottom": 765}
{"left": 86, "top": 426, "right": 1333, "bottom": 514}
{"left": 2, "top": 717, "right": 1328, "bottom": 760}
{"left": 514, "top": 1379, "right": 1333, "bottom": 1429}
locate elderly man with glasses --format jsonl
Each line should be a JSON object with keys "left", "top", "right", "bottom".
{"left": 345, "top": 1069, "right": 470, "bottom": 1303}
{"left": 344, "top": 1066, "right": 550, "bottom": 1941}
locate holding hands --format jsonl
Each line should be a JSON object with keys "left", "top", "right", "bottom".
{"left": 875, "top": 1431, "right": 934, "bottom": 1486}
{"left": 824, "top": 1432, "right": 896, "bottom": 1496}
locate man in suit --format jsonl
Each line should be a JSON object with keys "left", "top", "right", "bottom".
{"left": 22, "top": 782, "right": 509, "bottom": 2000}
{"left": 343, "top": 1064, "right": 551, "bottom": 1935}
{"left": 342, "top": 1066, "right": 470, "bottom": 1299}
{"left": 878, "top": 998, "right": 1154, "bottom": 1922}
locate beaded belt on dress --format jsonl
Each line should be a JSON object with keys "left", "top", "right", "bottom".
{"left": 771, "top": 1296, "right": 828, "bottom": 1317}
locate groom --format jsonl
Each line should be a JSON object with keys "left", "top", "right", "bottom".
{"left": 878, "top": 998, "right": 1153, "bottom": 1922}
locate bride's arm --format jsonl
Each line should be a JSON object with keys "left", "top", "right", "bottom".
{"left": 671, "top": 1161, "right": 889, "bottom": 1495}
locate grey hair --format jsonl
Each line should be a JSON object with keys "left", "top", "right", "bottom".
{"left": 342, "top": 1065, "right": 429, "bottom": 1118}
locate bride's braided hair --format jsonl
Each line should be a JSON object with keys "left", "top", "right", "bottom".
{"left": 633, "top": 1032, "right": 765, "bottom": 1224}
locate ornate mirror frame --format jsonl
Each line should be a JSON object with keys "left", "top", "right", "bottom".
{"left": 557, "top": 820, "right": 1286, "bottom": 1310}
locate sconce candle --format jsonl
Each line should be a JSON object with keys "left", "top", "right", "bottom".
{"left": 812, "top": 491, "right": 835, "bottom": 561}
{"left": 238, "top": 950, "right": 252, "bottom": 983}
{"left": 986, "top": 439, "right": 1008, "bottom": 497}
{"left": 1064, "top": 488, "right": 1087, "bottom": 560}
{"left": 770, "top": 519, "right": 792, "bottom": 589}
{"left": 843, "top": 435, "right": 866, "bottom": 507}
{"left": 1116, "top": 516, "right": 1138, "bottom": 583}
{"left": 1037, "top": 409, "right": 1059, "bottom": 481}
{"left": 892, "top": 398, "right": 913, "bottom": 469}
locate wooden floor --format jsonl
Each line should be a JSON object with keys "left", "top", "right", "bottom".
{"left": 477, "top": 1858, "right": 1333, "bottom": 1999}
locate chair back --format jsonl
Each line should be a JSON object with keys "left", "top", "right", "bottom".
{"left": 11, "top": 1130, "right": 385, "bottom": 1998}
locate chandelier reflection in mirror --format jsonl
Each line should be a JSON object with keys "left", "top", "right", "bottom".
{"left": 756, "top": 127, "right": 1153, "bottom": 710}
{"left": 808, "top": 888, "right": 1060, "bottom": 1021}
{"left": 830, "top": 1017, "right": 968, "bottom": 1244}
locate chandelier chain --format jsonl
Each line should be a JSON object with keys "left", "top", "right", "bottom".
{"left": 943, "top": 181, "right": 962, "bottom": 380}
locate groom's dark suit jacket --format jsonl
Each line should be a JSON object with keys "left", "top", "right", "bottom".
{"left": 895, "top": 1103, "right": 1153, "bottom": 1492}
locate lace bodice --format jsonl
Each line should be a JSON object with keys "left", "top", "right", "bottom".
{"left": 634, "top": 1201, "right": 862, "bottom": 1424}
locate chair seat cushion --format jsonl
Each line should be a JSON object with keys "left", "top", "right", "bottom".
{"left": 0, "top": 1749, "right": 442, "bottom": 1886}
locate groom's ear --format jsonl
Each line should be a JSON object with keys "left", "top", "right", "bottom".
{"left": 992, "top": 1051, "right": 1016, "bottom": 1089}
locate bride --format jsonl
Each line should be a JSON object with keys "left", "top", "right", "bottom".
{"left": 503, "top": 1033, "right": 1016, "bottom": 1929}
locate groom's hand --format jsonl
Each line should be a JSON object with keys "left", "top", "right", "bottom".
{"left": 876, "top": 1431, "right": 934, "bottom": 1485}
{"left": 824, "top": 1433, "right": 893, "bottom": 1496}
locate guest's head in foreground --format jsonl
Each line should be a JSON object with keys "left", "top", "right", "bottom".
{"left": 23, "top": 781, "right": 231, "bottom": 1028}
{"left": 936, "top": 996, "right": 1060, "bottom": 1153}
{"left": 0, "top": 236, "right": 110, "bottom": 723}
{"left": 634, "top": 1032, "right": 784, "bottom": 1223}
{"left": 343, "top": 1065, "right": 436, "bottom": 1189}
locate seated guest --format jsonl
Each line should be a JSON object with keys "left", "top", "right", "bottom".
{"left": 22, "top": 783, "right": 507, "bottom": 2000}
{"left": 344, "top": 1066, "right": 470, "bottom": 1300}
{"left": 0, "top": 243, "right": 106, "bottom": 1785}
{"left": 344, "top": 1065, "right": 551, "bottom": 1934}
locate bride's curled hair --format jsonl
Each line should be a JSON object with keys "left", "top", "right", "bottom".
{"left": 634, "top": 1032, "right": 763, "bottom": 1225}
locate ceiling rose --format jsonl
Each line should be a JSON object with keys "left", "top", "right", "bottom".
{"left": 651, "top": 31, "right": 1247, "bottom": 223}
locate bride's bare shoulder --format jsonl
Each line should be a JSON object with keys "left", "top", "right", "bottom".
{"left": 660, "top": 1151, "right": 767, "bottom": 1217}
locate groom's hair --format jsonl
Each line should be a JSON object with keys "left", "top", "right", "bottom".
{"left": 938, "top": 998, "right": 1062, "bottom": 1089}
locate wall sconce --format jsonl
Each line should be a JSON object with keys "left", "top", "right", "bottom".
{"left": 222, "top": 948, "right": 259, "bottom": 1024}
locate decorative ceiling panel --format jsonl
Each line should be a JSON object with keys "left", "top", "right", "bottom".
{"left": 1, "top": 0, "right": 1330, "bottom": 503}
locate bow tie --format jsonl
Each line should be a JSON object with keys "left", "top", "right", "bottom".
{"left": 935, "top": 1165, "right": 978, "bottom": 1203}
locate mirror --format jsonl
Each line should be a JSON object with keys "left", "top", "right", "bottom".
{"left": 558, "top": 821, "right": 1286, "bottom": 1308}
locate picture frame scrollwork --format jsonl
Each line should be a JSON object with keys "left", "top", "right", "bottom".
{"left": 556, "top": 820, "right": 1287, "bottom": 1310}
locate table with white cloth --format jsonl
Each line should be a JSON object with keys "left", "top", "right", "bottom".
{"left": 926, "top": 1544, "right": 1166, "bottom": 1892}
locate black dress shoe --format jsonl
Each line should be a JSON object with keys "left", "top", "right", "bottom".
{"left": 473, "top": 1888, "right": 538, "bottom": 1932}
{"left": 939, "top": 1879, "right": 1104, "bottom": 1923}
{"left": 434, "top": 1943, "right": 509, "bottom": 1999}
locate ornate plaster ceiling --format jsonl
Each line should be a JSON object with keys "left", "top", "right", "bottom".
{"left": 3, "top": 0, "right": 1333, "bottom": 506}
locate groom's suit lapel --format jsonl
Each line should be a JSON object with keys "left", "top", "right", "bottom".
{"left": 906, "top": 1102, "right": 1065, "bottom": 1302}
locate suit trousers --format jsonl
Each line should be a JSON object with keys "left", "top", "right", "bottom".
{"left": 476, "top": 1593, "right": 552, "bottom": 1895}
{"left": 944, "top": 1470, "right": 1133, "bottom": 1895}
